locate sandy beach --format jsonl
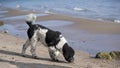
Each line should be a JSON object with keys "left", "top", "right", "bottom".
{"left": 0, "top": 8, "right": 120, "bottom": 68}
{"left": 0, "top": 32, "right": 120, "bottom": 68}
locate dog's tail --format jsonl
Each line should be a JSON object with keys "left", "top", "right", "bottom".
{"left": 25, "top": 13, "right": 36, "bottom": 27}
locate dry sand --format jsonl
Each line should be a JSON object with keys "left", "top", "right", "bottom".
{"left": 0, "top": 8, "right": 120, "bottom": 68}
{"left": 0, "top": 32, "right": 120, "bottom": 68}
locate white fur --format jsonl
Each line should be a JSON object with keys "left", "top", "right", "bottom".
{"left": 56, "top": 35, "right": 67, "bottom": 52}
{"left": 22, "top": 39, "right": 31, "bottom": 56}
{"left": 30, "top": 32, "right": 38, "bottom": 57}
{"left": 22, "top": 31, "right": 38, "bottom": 57}
{"left": 48, "top": 46, "right": 60, "bottom": 60}
{"left": 37, "top": 28, "right": 48, "bottom": 46}
{"left": 26, "top": 13, "right": 36, "bottom": 23}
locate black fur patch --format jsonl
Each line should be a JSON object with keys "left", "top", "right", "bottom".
{"left": 27, "top": 24, "right": 47, "bottom": 39}
{"left": 45, "top": 30, "right": 61, "bottom": 47}
{"left": 27, "top": 24, "right": 61, "bottom": 47}
{"left": 63, "top": 43, "right": 75, "bottom": 62}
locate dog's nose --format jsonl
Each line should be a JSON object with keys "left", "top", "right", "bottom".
{"left": 68, "top": 57, "right": 74, "bottom": 63}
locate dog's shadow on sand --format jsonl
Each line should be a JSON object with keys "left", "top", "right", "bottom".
{"left": 0, "top": 59, "right": 70, "bottom": 68}
{"left": 0, "top": 50, "right": 67, "bottom": 63}
{"left": 0, "top": 50, "right": 70, "bottom": 68}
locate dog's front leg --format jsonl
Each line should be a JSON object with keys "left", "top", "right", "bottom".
{"left": 30, "top": 37, "right": 38, "bottom": 59}
{"left": 48, "top": 46, "right": 60, "bottom": 61}
{"left": 22, "top": 39, "right": 31, "bottom": 56}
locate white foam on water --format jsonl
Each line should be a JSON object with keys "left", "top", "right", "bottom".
{"left": 44, "top": 10, "right": 52, "bottom": 14}
{"left": 114, "top": 19, "right": 120, "bottom": 23}
{"left": 73, "top": 7, "right": 86, "bottom": 11}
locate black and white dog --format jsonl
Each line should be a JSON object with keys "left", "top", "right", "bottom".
{"left": 21, "top": 14, "right": 75, "bottom": 63}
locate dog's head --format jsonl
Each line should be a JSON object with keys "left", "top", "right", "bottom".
{"left": 26, "top": 13, "right": 36, "bottom": 23}
{"left": 63, "top": 43, "right": 75, "bottom": 63}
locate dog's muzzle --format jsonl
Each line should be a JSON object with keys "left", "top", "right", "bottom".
{"left": 67, "top": 57, "right": 74, "bottom": 63}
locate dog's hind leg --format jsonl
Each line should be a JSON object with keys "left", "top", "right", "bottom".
{"left": 22, "top": 39, "right": 31, "bottom": 56}
{"left": 48, "top": 46, "right": 60, "bottom": 61}
{"left": 30, "top": 36, "right": 38, "bottom": 59}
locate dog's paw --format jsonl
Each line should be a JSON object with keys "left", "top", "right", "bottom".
{"left": 32, "top": 56, "right": 39, "bottom": 59}
{"left": 21, "top": 54, "right": 26, "bottom": 57}
{"left": 52, "top": 59, "right": 59, "bottom": 62}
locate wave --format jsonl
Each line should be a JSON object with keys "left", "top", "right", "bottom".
{"left": 96, "top": 18, "right": 120, "bottom": 23}
{"left": 73, "top": 7, "right": 87, "bottom": 11}
{"left": 114, "top": 20, "right": 120, "bottom": 23}
{"left": 44, "top": 10, "right": 53, "bottom": 14}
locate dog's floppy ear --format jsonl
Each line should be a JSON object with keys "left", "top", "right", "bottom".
{"left": 63, "top": 43, "right": 75, "bottom": 63}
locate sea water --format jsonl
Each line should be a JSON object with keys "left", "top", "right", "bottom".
{"left": 0, "top": 0, "right": 120, "bottom": 23}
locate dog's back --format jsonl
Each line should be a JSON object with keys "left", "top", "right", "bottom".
{"left": 25, "top": 14, "right": 61, "bottom": 46}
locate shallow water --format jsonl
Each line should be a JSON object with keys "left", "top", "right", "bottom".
{"left": 58, "top": 27, "right": 120, "bottom": 56}
{"left": 36, "top": 20, "right": 73, "bottom": 27}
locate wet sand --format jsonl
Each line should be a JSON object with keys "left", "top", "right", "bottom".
{"left": 0, "top": 8, "right": 120, "bottom": 68}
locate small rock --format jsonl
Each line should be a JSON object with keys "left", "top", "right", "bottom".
{"left": 11, "top": 57, "right": 14, "bottom": 59}
{"left": 110, "top": 51, "right": 120, "bottom": 60}
{"left": 2, "top": 46, "right": 6, "bottom": 49}
{"left": 4, "top": 30, "right": 8, "bottom": 33}
{"left": 95, "top": 52, "right": 112, "bottom": 60}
